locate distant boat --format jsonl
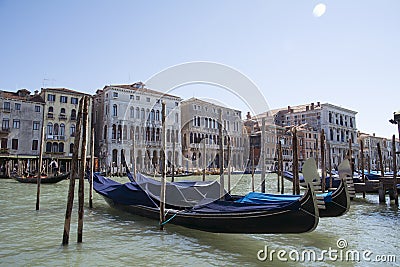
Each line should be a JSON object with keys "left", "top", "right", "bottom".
{"left": 12, "top": 172, "right": 69, "bottom": 184}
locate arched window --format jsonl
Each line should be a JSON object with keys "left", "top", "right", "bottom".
{"left": 130, "top": 107, "right": 134, "bottom": 118}
{"left": 123, "top": 125, "right": 127, "bottom": 140}
{"left": 103, "top": 125, "right": 107, "bottom": 140}
{"left": 141, "top": 108, "right": 145, "bottom": 120}
{"left": 167, "top": 129, "right": 171, "bottom": 143}
{"left": 136, "top": 107, "right": 140, "bottom": 119}
{"left": 60, "top": 108, "right": 66, "bottom": 114}
{"left": 46, "top": 142, "right": 52, "bottom": 152}
{"left": 70, "top": 124, "right": 76, "bottom": 137}
{"left": 156, "top": 128, "right": 160, "bottom": 141}
{"left": 112, "top": 149, "right": 118, "bottom": 165}
{"left": 112, "top": 104, "right": 118, "bottom": 116}
{"left": 53, "top": 123, "right": 59, "bottom": 135}
{"left": 151, "top": 109, "right": 155, "bottom": 121}
{"left": 70, "top": 143, "right": 74, "bottom": 153}
{"left": 48, "top": 106, "right": 54, "bottom": 113}
{"left": 47, "top": 123, "right": 53, "bottom": 135}
{"left": 112, "top": 124, "right": 116, "bottom": 139}
{"left": 52, "top": 142, "right": 58, "bottom": 153}
{"left": 71, "top": 109, "right": 76, "bottom": 120}
{"left": 117, "top": 125, "right": 122, "bottom": 140}
{"left": 59, "top": 143, "right": 64, "bottom": 153}
{"left": 60, "top": 123, "right": 65, "bottom": 136}
{"left": 190, "top": 132, "right": 193, "bottom": 143}
{"left": 156, "top": 110, "right": 160, "bottom": 121}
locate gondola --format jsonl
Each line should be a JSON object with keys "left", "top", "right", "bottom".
{"left": 277, "top": 159, "right": 351, "bottom": 217}
{"left": 92, "top": 158, "right": 320, "bottom": 234}
{"left": 12, "top": 172, "right": 69, "bottom": 184}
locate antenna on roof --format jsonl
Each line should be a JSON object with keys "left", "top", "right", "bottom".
{"left": 42, "top": 74, "right": 56, "bottom": 88}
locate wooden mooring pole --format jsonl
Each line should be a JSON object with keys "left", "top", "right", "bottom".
{"left": 227, "top": 138, "right": 231, "bottom": 193}
{"left": 62, "top": 97, "right": 83, "bottom": 245}
{"left": 159, "top": 102, "right": 167, "bottom": 230}
{"left": 392, "top": 135, "right": 398, "bottom": 205}
{"left": 89, "top": 128, "right": 94, "bottom": 208}
{"left": 320, "top": 129, "right": 326, "bottom": 192}
{"left": 292, "top": 128, "right": 300, "bottom": 195}
{"left": 36, "top": 125, "right": 45, "bottom": 210}
{"left": 78, "top": 96, "right": 89, "bottom": 243}
{"left": 360, "top": 139, "right": 366, "bottom": 198}
{"left": 327, "top": 142, "right": 333, "bottom": 188}
{"left": 377, "top": 142, "right": 384, "bottom": 177}
{"left": 219, "top": 109, "right": 225, "bottom": 197}
{"left": 260, "top": 118, "right": 266, "bottom": 193}
{"left": 202, "top": 140, "right": 206, "bottom": 181}
{"left": 279, "top": 141, "right": 284, "bottom": 194}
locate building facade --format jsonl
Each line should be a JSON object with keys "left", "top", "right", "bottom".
{"left": 181, "top": 98, "right": 246, "bottom": 172}
{"left": 0, "top": 89, "right": 45, "bottom": 156}
{"left": 93, "top": 82, "right": 182, "bottom": 173}
{"left": 40, "top": 88, "right": 92, "bottom": 163}
{"left": 271, "top": 102, "right": 359, "bottom": 168}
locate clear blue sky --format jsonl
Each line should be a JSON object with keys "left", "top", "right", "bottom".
{"left": 1, "top": 0, "right": 399, "bottom": 138}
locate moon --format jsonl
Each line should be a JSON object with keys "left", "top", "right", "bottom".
{"left": 313, "top": 3, "right": 326, "bottom": 17}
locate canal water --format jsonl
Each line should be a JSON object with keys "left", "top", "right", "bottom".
{"left": 0, "top": 174, "right": 398, "bottom": 267}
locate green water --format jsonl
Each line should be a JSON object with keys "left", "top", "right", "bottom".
{"left": 0, "top": 174, "right": 398, "bottom": 267}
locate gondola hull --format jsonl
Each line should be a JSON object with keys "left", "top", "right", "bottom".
{"left": 13, "top": 173, "right": 69, "bottom": 184}
{"left": 319, "top": 179, "right": 350, "bottom": 217}
{"left": 101, "top": 185, "right": 318, "bottom": 234}
{"left": 94, "top": 172, "right": 319, "bottom": 234}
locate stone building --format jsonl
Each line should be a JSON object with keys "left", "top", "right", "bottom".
{"left": 270, "top": 102, "right": 359, "bottom": 168}
{"left": 40, "top": 88, "right": 92, "bottom": 170}
{"left": 0, "top": 89, "right": 45, "bottom": 156}
{"left": 180, "top": 98, "right": 246, "bottom": 172}
{"left": 0, "top": 89, "right": 45, "bottom": 175}
{"left": 93, "top": 82, "right": 182, "bottom": 173}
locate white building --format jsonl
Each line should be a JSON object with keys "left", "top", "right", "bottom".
{"left": 180, "top": 98, "right": 246, "bottom": 172}
{"left": 93, "top": 82, "right": 182, "bottom": 173}
{"left": 271, "top": 102, "right": 359, "bottom": 168}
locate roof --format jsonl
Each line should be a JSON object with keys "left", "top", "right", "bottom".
{"left": 41, "top": 87, "right": 92, "bottom": 96}
{"left": 104, "top": 82, "right": 181, "bottom": 100}
{"left": 181, "top": 97, "right": 241, "bottom": 113}
{"left": 0, "top": 89, "right": 45, "bottom": 104}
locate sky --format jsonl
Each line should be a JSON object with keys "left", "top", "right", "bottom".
{"left": 1, "top": 0, "right": 399, "bottom": 138}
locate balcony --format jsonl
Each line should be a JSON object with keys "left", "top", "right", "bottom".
{"left": 0, "top": 148, "right": 9, "bottom": 154}
{"left": 47, "top": 113, "right": 54, "bottom": 119}
{"left": 0, "top": 127, "right": 10, "bottom": 134}
{"left": 59, "top": 114, "right": 67, "bottom": 120}
{"left": 46, "top": 134, "right": 66, "bottom": 141}
{"left": 1, "top": 108, "right": 11, "bottom": 113}
{"left": 70, "top": 116, "right": 77, "bottom": 121}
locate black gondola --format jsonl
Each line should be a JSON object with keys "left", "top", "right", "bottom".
{"left": 13, "top": 172, "right": 69, "bottom": 184}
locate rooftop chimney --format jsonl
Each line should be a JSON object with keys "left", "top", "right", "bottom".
{"left": 306, "top": 105, "right": 309, "bottom": 111}
{"left": 311, "top": 103, "right": 314, "bottom": 110}
{"left": 317, "top": 101, "right": 320, "bottom": 107}
{"left": 288, "top": 106, "right": 291, "bottom": 112}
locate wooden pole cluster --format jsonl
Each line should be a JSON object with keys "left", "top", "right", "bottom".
{"left": 320, "top": 129, "right": 326, "bottom": 192}
{"left": 260, "top": 118, "right": 266, "bottom": 193}
{"left": 377, "top": 142, "right": 384, "bottom": 177}
{"left": 62, "top": 96, "right": 87, "bottom": 245}
{"left": 36, "top": 125, "right": 45, "bottom": 210}
{"left": 219, "top": 109, "right": 225, "bottom": 198}
{"left": 159, "top": 102, "right": 167, "bottom": 230}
